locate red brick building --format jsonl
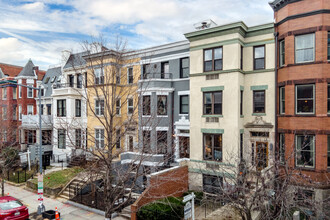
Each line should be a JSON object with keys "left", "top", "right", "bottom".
{"left": 270, "top": 0, "right": 330, "bottom": 215}
{"left": 0, "top": 60, "right": 45, "bottom": 149}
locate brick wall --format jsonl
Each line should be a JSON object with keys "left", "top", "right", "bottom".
{"left": 131, "top": 166, "right": 188, "bottom": 220}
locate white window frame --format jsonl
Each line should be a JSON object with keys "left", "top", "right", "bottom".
{"left": 116, "top": 98, "right": 121, "bottom": 115}
{"left": 127, "top": 67, "right": 133, "bottom": 84}
{"left": 18, "top": 86, "right": 22, "bottom": 98}
{"left": 95, "top": 128, "right": 105, "bottom": 149}
{"left": 18, "top": 105, "right": 22, "bottom": 120}
{"left": 295, "top": 135, "right": 315, "bottom": 168}
{"left": 27, "top": 105, "right": 34, "bottom": 115}
{"left": 94, "top": 68, "right": 104, "bottom": 85}
{"left": 13, "top": 87, "right": 17, "bottom": 99}
{"left": 295, "top": 84, "right": 315, "bottom": 115}
{"left": 2, "top": 107, "right": 7, "bottom": 120}
{"left": 127, "top": 98, "right": 133, "bottom": 115}
{"left": 295, "top": 33, "right": 315, "bottom": 63}
{"left": 95, "top": 99, "right": 104, "bottom": 116}
{"left": 2, "top": 88, "right": 7, "bottom": 100}
{"left": 27, "top": 86, "right": 33, "bottom": 98}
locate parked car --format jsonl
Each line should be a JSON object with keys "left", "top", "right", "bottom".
{"left": 0, "top": 196, "right": 29, "bottom": 220}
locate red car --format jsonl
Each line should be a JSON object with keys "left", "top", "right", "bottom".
{"left": 0, "top": 196, "right": 29, "bottom": 220}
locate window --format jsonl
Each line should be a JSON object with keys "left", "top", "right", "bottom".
{"left": 94, "top": 68, "right": 104, "bottom": 85}
{"left": 116, "top": 129, "right": 121, "bottom": 149}
{"left": 157, "top": 95, "right": 167, "bottom": 115}
{"left": 253, "top": 90, "right": 265, "bottom": 113}
{"left": 95, "top": 99, "right": 104, "bottom": 116}
{"left": 44, "top": 77, "right": 50, "bottom": 84}
{"left": 2, "top": 88, "right": 7, "bottom": 100}
{"left": 157, "top": 131, "right": 167, "bottom": 154}
{"left": 95, "top": 129, "right": 105, "bottom": 148}
{"left": 240, "top": 90, "right": 243, "bottom": 115}
{"left": 180, "top": 58, "right": 189, "bottom": 78}
{"left": 204, "top": 134, "right": 222, "bottom": 161}
{"left": 76, "top": 129, "right": 81, "bottom": 147}
{"left": 328, "top": 135, "right": 330, "bottom": 168}
{"left": 203, "top": 91, "right": 222, "bottom": 115}
{"left": 280, "top": 40, "right": 285, "bottom": 66}
{"left": 128, "top": 136, "right": 134, "bottom": 151}
{"left": 68, "top": 75, "right": 74, "bottom": 87}
{"left": 75, "top": 99, "right": 81, "bottom": 117}
{"left": 180, "top": 95, "right": 189, "bottom": 114}
{"left": 58, "top": 129, "right": 66, "bottom": 149}
{"left": 328, "top": 32, "right": 330, "bottom": 60}
{"left": 116, "top": 69, "right": 121, "bottom": 84}
{"left": 240, "top": 46, "right": 243, "bottom": 70}
{"left": 77, "top": 74, "right": 82, "bottom": 88}
{"left": 27, "top": 87, "right": 33, "bottom": 98}
{"left": 40, "top": 104, "right": 44, "bottom": 115}
{"left": 18, "top": 86, "right": 22, "bottom": 98}
{"left": 142, "top": 64, "right": 150, "bottom": 79}
{"left": 13, "top": 87, "right": 17, "bottom": 99}
{"left": 295, "top": 33, "right": 315, "bottom": 63}
{"left": 328, "top": 84, "right": 330, "bottom": 114}
{"left": 47, "top": 104, "right": 51, "bottom": 115}
{"left": 40, "top": 88, "right": 44, "bottom": 97}
{"left": 143, "top": 96, "right": 150, "bottom": 115}
{"left": 26, "top": 130, "right": 36, "bottom": 144}
{"left": 2, "top": 107, "right": 7, "bottom": 120}
{"left": 18, "top": 105, "right": 22, "bottom": 120}
{"left": 42, "top": 130, "right": 52, "bottom": 145}
{"left": 240, "top": 133, "right": 243, "bottom": 160}
{"left": 142, "top": 130, "right": 151, "bottom": 153}
{"left": 203, "top": 174, "right": 223, "bottom": 194}
{"left": 127, "top": 67, "right": 133, "bottom": 84}
{"left": 204, "top": 47, "right": 222, "bottom": 72}
{"left": 12, "top": 105, "right": 17, "bottom": 120}
{"left": 279, "top": 133, "right": 285, "bottom": 164}
{"left": 57, "top": 100, "right": 66, "bottom": 117}
{"left": 254, "top": 45, "right": 265, "bottom": 70}
{"left": 280, "top": 87, "right": 285, "bottom": 114}
{"left": 115, "top": 99, "right": 121, "bottom": 115}
{"left": 127, "top": 98, "right": 133, "bottom": 115}
{"left": 296, "top": 84, "right": 314, "bottom": 114}
{"left": 161, "top": 62, "right": 169, "bottom": 79}
{"left": 50, "top": 76, "right": 56, "bottom": 83}
{"left": 27, "top": 105, "right": 33, "bottom": 115}
{"left": 296, "top": 135, "right": 314, "bottom": 167}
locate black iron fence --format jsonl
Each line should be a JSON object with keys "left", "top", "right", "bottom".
{"left": 7, "top": 165, "right": 38, "bottom": 184}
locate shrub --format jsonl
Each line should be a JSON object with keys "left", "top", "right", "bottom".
{"left": 137, "top": 197, "right": 184, "bottom": 220}
{"left": 183, "top": 190, "right": 204, "bottom": 205}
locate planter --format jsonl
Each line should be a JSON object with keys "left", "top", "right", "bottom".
{"left": 42, "top": 210, "right": 60, "bottom": 219}
{"left": 26, "top": 180, "right": 62, "bottom": 196}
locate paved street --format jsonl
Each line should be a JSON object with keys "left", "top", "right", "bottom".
{"left": 3, "top": 183, "right": 104, "bottom": 220}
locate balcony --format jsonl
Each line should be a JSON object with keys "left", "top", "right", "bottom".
{"left": 52, "top": 83, "right": 83, "bottom": 96}
{"left": 21, "top": 115, "right": 53, "bottom": 129}
{"left": 142, "top": 73, "right": 172, "bottom": 80}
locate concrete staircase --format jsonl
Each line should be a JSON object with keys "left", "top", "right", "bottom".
{"left": 117, "top": 206, "right": 131, "bottom": 219}
{"left": 58, "top": 179, "right": 85, "bottom": 200}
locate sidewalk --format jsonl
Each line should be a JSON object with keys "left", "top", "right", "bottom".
{"left": 4, "top": 183, "right": 104, "bottom": 220}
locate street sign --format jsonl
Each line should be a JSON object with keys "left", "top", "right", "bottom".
{"left": 37, "top": 174, "right": 43, "bottom": 201}
{"left": 184, "top": 201, "right": 192, "bottom": 219}
{"left": 183, "top": 193, "right": 195, "bottom": 203}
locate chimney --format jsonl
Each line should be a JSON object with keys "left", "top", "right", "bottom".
{"left": 61, "top": 50, "right": 71, "bottom": 65}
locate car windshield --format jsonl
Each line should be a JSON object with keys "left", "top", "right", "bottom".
{"left": 0, "top": 200, "right": 23, "bottom": 210}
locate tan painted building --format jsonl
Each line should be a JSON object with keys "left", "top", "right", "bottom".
{"left": 84, "top": 50, "right": 140, "bottom": 156}
{"left": 184, "top": 21, "right": 275, "bottom": 192}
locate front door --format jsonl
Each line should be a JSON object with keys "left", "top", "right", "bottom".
{"left": 256, "top": 142, "right": 268, "bottom": 170}
{"left": 179, "top": 137, "right": 190, "bottom": 158}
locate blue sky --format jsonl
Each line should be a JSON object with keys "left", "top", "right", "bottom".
{"left": 0, "top": 0, "right": 274, "bottom": 70}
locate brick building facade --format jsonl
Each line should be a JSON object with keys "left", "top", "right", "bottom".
{"left": 270, "top": 0, "right": 330, "bottom": 215}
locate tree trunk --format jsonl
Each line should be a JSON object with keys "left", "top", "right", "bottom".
{"left": 104, "top": 164, "right": 112, "bottom": 220}
{"left": 1, "top": 178, "right": 4, "bottom": 196}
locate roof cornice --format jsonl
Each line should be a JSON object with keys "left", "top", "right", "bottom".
{"left": 269, "top": 0, "right": 303, "bottom": 12}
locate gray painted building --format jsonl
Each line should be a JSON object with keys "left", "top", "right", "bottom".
{"left": 138, "top": 40, "right": 190, "bottom": 164}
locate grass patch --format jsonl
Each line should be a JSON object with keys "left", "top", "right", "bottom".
{"left": 30, "top": 167, "right": 83, "bottom": 189}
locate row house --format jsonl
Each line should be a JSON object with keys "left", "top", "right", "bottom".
{"left": 84, "top": 49, "right": 140, "bottom": 156}
{"left": 138, "top": 40, "right": 190, "bottom": 167}
{"left": 52, "top": 51, "right": 88, "bottom": 161}
{"left": 184, "top": 21, "right": 276, "bottom": 193}
{"left": 0, "top": 60, "right": 46, "bottom": 154}
{"left": 270, "top": 0, "right": 330, "bottom": 216}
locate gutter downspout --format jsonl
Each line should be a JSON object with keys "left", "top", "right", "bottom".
{"left": 274, "top": 32, "right": 279, "bottom": 160}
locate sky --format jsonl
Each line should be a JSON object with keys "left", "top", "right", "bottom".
{"left": 0, "top": 0, "right": 274, "bottom": 70}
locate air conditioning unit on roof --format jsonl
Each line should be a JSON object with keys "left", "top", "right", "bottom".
{"left": 193, "top": 19, "right": 217, "bottom": 30}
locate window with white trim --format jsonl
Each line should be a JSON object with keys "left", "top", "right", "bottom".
{"left": 116, "top": 129, "right": 121, "bottom": 149}
{"left": 280, "top": 40, "right": 285, "bottom": 67}
{"left": 18, "top": 86, "right": 22, "bottom": 98}
{"left": 13, "top": 87, "right": 17, "bottom": 99}
{"left": 180, "top": 95, "right": 189, "bottom": 114}
{"left": 18, "top": 105, "right": 22, "bottom": 120}
{"left": 94, "top": 68, "right": 104, "bottom": 85}
{"left": 127, "top": 67, "right": 133, "bottom": 84}
{"left": 27, "top": 105, "right": 33, "bottom": 115}
{"left": 2, "top": 88, "right": 7, "bottom": 100}
{"left": 295, "top": 33, "right": 315, "bottom": 63}
{"left": 127, "top": 98, "right": 133, "bottom": 115}
{"left": 27, "top": 87, "right": 33, "bottom": 98}
{"left": 116, "top": 99, "right": 121, "bottom": 115}
{"left": 2, "top": 107, "right": 7, "bottom": 120}
{"left": 95, "top": 129, "right": 104, "bottom": 148}
{"left": 58, "top": 129, "right": 66, "bottom": 149}
{"left": 157, "top": 95, "right": 167, "bottom": 115}
{"left": 143, "top": 96, "right": 150, "bottom": 116}
{"left": 296, "top": 135, "right": 314, "bottom": 168}
{"left": 95, "top": 99, "right": 104, "bottom": 116}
